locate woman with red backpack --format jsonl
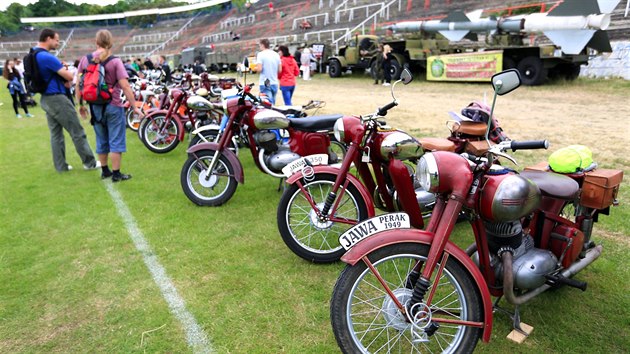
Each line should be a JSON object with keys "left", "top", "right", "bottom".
{"left": 76, "top": 29, "right": 142, "bottom": 182}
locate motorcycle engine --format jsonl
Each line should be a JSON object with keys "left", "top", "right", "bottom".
{"left": 254, "top": 130, "right": 279, "bottom": 152}
{"left": 475, "top": 222, "right": 559, "bottom": 290}
{"left": 263, "top": 145, "right": 301, "bottom": 172}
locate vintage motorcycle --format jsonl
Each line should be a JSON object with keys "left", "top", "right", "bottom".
{"left": 328, "top": 69, "right": 623, "bottom": 353}
{"left": 138, "top": 86, "right": 223, "bottom": 153}
{"left": 180, "top": 83, "right": 344, "bottom": 206}
{"left": 277, "top": 69, "right": 429, "bottom": 263}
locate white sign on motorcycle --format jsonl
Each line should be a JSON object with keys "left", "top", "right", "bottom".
{"left": 282, "top": 154, "right": 328, "bottom": 178}
{"left": 339, "top": 213, "right": 411, "bottom": 250}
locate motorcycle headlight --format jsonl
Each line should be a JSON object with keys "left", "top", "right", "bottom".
{"left": 333, "top": 118, "right": 345, "bottom": 143}
{"left": 416, "top": 153, "right": 439, "bottom": 193}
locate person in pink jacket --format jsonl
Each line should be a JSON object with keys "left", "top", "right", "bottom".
{"left": 277, "top": 45, "right": 300, "bottom": 106}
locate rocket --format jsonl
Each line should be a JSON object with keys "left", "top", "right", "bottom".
{"left": 390, "top": 0, "right": 620, "bottom": 55}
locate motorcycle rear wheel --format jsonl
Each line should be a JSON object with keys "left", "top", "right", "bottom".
{"left": 277, "top": 174, "right": 368, "bottom": 263}
{"left": 180, "top": 149, "right": 237, "bottom": 206}
{"left": 331, "top": 243, "right": 482, "bottom": 354}
{"left": 141, "top": 114, "right": 180, "bottom": 153}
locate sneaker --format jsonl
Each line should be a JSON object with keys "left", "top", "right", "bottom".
{"left": 112, "top": 173, "right": 132, "bottom": 182}
{"left": 382, "top": 83, "right": 391, "bottom": 86}
{"left": 101, "top": 171, "right": 113, "bottom": 179}
{"left": 16, "top": 114, "right": 22, "bottom": 119}
{"left": 26, "top": 113, "right": 34, "bottom": 118}
{"left": 84, "top": 160, "right": 102, "bottom": 170}
{"left": 67, "top": 165, "right": 73, "bottom": 171}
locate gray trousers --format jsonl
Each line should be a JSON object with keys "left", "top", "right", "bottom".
{"left": 41, "top": 94, "right": 96, "bottom": 172}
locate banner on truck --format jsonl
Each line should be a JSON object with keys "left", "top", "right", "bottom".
{"left": 427, "top": 51, "right": 503, "bottom": 82}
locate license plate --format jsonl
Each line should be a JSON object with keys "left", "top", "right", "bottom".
{"left": 282, "top": 154, "right": 328, "bottom": 178}
{"left": 339, "top": 213, "right": 411, "bottom": 251}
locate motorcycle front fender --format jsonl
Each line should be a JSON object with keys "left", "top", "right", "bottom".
{"left": 190, "top": 124, "right": 221, "bottom": 137}
{"left": 286, "top": 165, "right": 376, "bottom": 218}
{"left": 187, "top": 142, "right": 244, "bottom": 184}
{"left": 341, "top": 228, "right": 493, "bottom": 343}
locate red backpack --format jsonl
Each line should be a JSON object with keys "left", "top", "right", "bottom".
{"left": 79, "top": 54, "right": 115, "bottom": 105}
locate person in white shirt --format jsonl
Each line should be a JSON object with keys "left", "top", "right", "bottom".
{"left": 300, "top": 48, "right": 313, "bottom": 80}
{"left": 255, "top": 38, "right": 281, "bottom": 104}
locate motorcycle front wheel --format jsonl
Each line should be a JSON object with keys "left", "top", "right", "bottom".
{"left": 141, "top": 114, "right": 181, "bottom": 153}
{"left": 180, "top": 149, "right": 238, "bottom": 206}
{"left": 277, "top": 174, "right": 368, "bottom": 263}
{"left": 331, "top": 243, "right": 483, "bottom": 354}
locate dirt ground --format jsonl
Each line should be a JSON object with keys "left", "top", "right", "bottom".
{"left": 282, "top": 74, "right": 630, "bottom": 170}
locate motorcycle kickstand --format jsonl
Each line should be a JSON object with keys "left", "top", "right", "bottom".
{"left": 493, "top": 297, "right": 534, "bottom": 341}
{"left": 277, "top": 177, "right": 286, "bottom": 192}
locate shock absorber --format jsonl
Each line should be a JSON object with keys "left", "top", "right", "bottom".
{"left": 409, "top": 276, "right": 430, "bottom": 310}
{"left": 319, "top": 192, "right": 337, "bottom": 217}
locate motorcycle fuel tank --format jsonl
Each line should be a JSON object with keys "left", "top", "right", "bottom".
{"left": 186, "top": 96, "right": 214, "bottom": 111}
{"left": 253, "top": 109, "right": 291, "bottom": 129}
{"left": 377, "top": 130, "right": 424, "bottom": 161}
{"left": 480, "top": 172, "right": 541, "bottom": 222}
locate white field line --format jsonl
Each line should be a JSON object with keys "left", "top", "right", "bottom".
{"left": 104, "top": 182, "right": 213, "bottom": 353}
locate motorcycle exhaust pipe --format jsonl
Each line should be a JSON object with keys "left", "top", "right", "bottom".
{"left": 501, "top": 244, "right": 602, "bottom": 305}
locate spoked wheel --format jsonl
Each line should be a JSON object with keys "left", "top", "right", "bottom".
{"left": 277, "top": 174, "right": 368, "bottom": 263}
{"left": 329, "top": 139, "right": 347, "bottom": 164}
{"left": 331, "top": 243, "right": 483, "bottom": 353}
{"left": 141, "top": 114, "right": 181, "bottom": 153}
{"left": 180, "top": 149, "right": 238, "bottom": 206}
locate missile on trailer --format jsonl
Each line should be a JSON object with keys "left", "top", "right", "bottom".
{"left": 389, "top": 0, "right": 620, "bottom": 55}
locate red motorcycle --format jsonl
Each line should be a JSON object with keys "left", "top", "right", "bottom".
{"left": 138, "top": 85, "right": 223, "bottom": 153}
{"left": 277, "top": 69, "right": 427, "bottom": 263}
{"left": 329, "top": 69, "right": 623, "bottom": 353}
{"left": 180, "top": 83, "right": 343, "bottom": 206}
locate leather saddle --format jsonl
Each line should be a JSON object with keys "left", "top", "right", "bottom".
{"left": 520, "top": 170, "right": 579, "bottom": 200}
{"left": 288, "top": 114, "right": 343, "bottom": 132}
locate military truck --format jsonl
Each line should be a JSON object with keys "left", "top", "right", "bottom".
{"left": 384, "top": 1, "right": 613, "bottom": 85}
{"left": 327, "top": 35, "right": 385, "bottom": 78}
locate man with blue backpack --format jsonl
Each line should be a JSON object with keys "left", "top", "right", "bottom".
{"left": 27, "top": 28, "right": 99, "bottom": 173}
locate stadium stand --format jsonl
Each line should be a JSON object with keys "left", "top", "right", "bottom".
{"left": 2, "top": 0, "right": 629, "bottom": 69}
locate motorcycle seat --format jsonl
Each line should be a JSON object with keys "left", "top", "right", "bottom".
{"left": 454, "top": 121, "right": 487, "bottom": 136}
{"left": 272, "top": 105, "right": 303, "bottom": 117}
{"left": 520, "top": 170, "right": 579, "bottom": 200}
{"left": 288, "top": 114, "right": 343, "bottom": 132}
{"left": 419, "top": 137, "right": 456, "bottom": 152}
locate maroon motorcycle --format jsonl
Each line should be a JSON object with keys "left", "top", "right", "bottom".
{"left": 329, "top": 69, "right": 623, "bottom": 352}
{"left": 277, "top": 69, "right": 426, "bottom": 263}
{"left": 180, "top": 83, "right": 344, "bottom": 206}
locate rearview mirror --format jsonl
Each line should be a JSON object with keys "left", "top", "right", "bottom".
{"left": 243, "top": 57, "right": 249, "bottom": 68}
{"left": 491, "top": 69, "right": 521, "bottom": 96}
{"left": 401, "top": 68, "right": 413, "bottom": 85}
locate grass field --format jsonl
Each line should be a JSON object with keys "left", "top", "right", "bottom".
{"left": 1, "top": 73, "right": 628, "bottom": 353}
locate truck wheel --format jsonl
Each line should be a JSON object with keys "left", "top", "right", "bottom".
{"left": 503, "top": 57, "right": 516, "bottom": 70}
{"left": 329, "top": 60, "right": 342, "bottom": 78}
{"left": 517, "top": 56, "right": 547, "bottom": 85}
{"left": 389, "top": 58, "right": 402, "bottom": 80}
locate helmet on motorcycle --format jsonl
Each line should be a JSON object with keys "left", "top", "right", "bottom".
{"left": 461, "top": 101, "right": 491, "bottom": 123}
{"left": 461, "top": 101, "right": 508, "bottom": 143}
{"left": 548, "top": 145, "right": 594, "bottom": 173}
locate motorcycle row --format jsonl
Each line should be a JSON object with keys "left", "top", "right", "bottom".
{"left": 125, "top": 67, "right": 623, "bottom": 353}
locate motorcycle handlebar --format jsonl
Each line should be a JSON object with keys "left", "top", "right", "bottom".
{"left": 377, "top": 101, "right": 398, "bottom": 117}
{"left": 509, "top": 140, "right": 549, "bottom": 151}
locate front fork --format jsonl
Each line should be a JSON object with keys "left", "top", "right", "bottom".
{"left": 318, "top": 143, "right": 361, "bottom": 219}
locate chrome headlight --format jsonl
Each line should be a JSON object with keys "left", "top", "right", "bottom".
{"left": 333, "top": 118, "right": 345, "bottom": 143}
{"left": 416, "top": 153, "right": 439, "bottom": 193}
